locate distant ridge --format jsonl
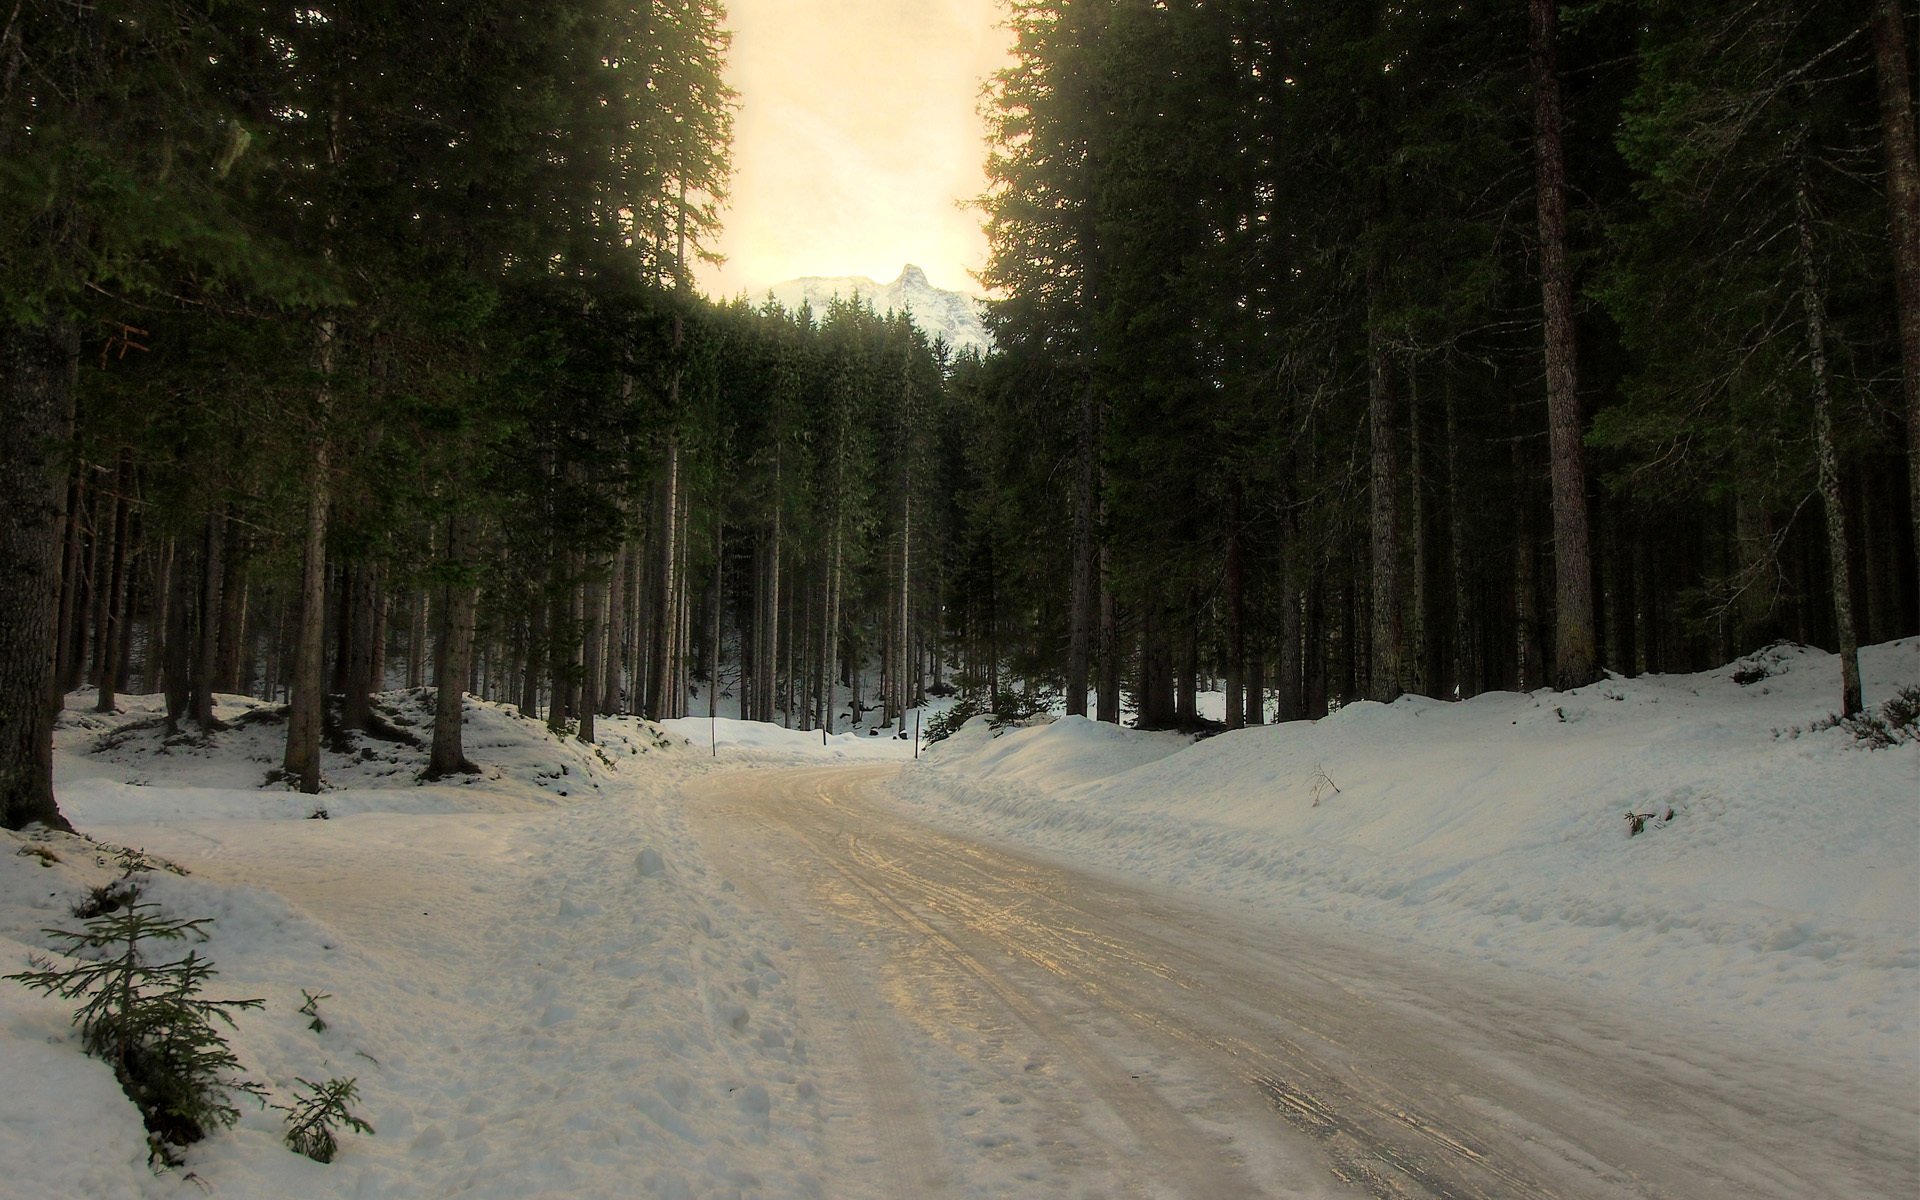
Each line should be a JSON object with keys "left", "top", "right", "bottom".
{"left": 762, "top": 264, "right": 992, "bottom": 358}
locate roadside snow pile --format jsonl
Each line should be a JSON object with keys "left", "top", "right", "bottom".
{"left": 57, "top": 688, "right": 686, "bottom": 819}
{"left": 658, "top": 713, "right": 921, "bottom": 764}
{"left": 894, "top": 639, "right": 1920, "bottom": 1069}
{"left": 2, "top": 691, "right": 830, "bottom": 1198}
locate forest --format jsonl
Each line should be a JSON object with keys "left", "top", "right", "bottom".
{"left": 3, "top": 0, "right": 1917, "bottom": 832}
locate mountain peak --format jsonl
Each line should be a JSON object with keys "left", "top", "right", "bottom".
{"left": 763, "top": 266, "right": 992, "bottom": 357}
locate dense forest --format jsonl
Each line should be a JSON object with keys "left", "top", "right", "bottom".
{"left": 3, "top": 0, "right": 1916, "bottom": 831}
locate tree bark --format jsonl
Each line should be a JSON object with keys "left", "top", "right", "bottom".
{"left": 191, "top": 505, "right": 226, "bottom": 729}
{"left": 1367, "top": 269, "right": 1404, "bottom": 703}
{"left": 579, "top": 554, "right": 604, "bottom": 743}
{"left": 653, "top": 438, "right": 682, "bottom": 719}
{"left": 1530, "top": 0, "right": 1598, "bottom": 692}
{"left": 94, "top": 452, "right": 133, "bottom": 713}
{"left": 53, "top": 469, "right": 85, "bottom": 702}
{"left": 1097, "top": 540, "right": 1120, "bottom": 722}
{"left": 0, "top": 319, "right": 78, "bottom": 831}
{"left": 1444, "top": 375, "right": 1476, "bottom": 698}
{"left": 1066, "top": 372, "right": 1096, "bottom": 717}
{"left": 428, "top": 515, "right": 479, "bottom": 777}
{"left": 407, "top": 590, "right": 428, "bottom": 691}
{"left": 283, "top": 313, "right": 335, "bottom": 794}
{"left": 1798, "top": 151, "right": 1864, "bottom": 716}
{"left": 1225, "top": 478, "right": 1245, "bottom": 730}
{"left": 1870, "top": 0, "right": 1920, "bottom": 567}
{"left": 211, "top": 516, "right": 247, "bottom": 693}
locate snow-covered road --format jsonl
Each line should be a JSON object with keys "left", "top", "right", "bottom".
{"left": 688, "top": 763, "right": 1918, "bottom": 1200}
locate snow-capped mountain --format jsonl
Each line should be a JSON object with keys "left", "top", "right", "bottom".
{"left": 763, "top": 264, "right": 992, "bottom": 358}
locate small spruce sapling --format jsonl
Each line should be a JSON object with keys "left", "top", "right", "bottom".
{"left": 298, "top": 989, "right": 330, "bottom": 1032}
{"left": 4, "top": 903, "right": 264, "bottom": 1162}
{"left": 280, "top": 1076, "right": 374, "bottom": 1162}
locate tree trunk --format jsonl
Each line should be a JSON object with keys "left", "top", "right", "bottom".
{"left": 1097, "top": 542, "right": 1120, "bottom": 723}
{"left": 1066, "top": 373, "right": 1096, "bottom": 717}
{"left": 579, "top": 554, "right": 604, "bottom": 743}
{"left": 1530, "top": 0, "right": 1598, "bottom": 691}
{"left": 1870, "top": 0, "right": 1920, "bottom": 566}
{"left": 54, "top": 470, "right": 85, "bottom": 703}
{"left": 191, "top": 505, "right": 226, "bottom": 729}
{"left": 711, "top": 521, "right": 724, "bottom": 726}
{"left": 1225, "top": 478, "right": 1245, "bottom": 730}
{"left": 94, "top": 453, "right": 134, "bottom": 713}
{"left": 603, "top": 541, "right": 628, "bottom": 712}
{"left": 213, "top": 517, "right": 248, "bottom": 693}
{"left": 164, "top": 538, "right": 194, "bottom": 734}
{"left": 1798, "top": 151, "right": 1864, "bottom": 716}
{"left": 1367, "top": 270, "right": 1404, "bottom": 703}
{"left": 406, "top": 591, "right": 428, "bottom": 691}
{"left": 1445, "top": 374, "right": 1476, "bottom": 698}
{"left": 1407, "top": 362, "right": 1432, "bottom": 696}
{"left": 428, "top": 514, "right": 479, "bottom": 777}
{"left": 547, "top": 560, "right": 575, "bottom": 734}
{"left": 653, "top": 439, "right": 682, "bottom": 719}
{"left": 283, "top": 314, "right": 335, "bottom": 794}
{"left": 519, "top": 603, "right": 543, "bottom": 719}
{"left": 0, "top": 320, "right": 78, "bottom": 830}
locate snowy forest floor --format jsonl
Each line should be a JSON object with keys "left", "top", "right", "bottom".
{"left": 0, "top": 641, "right": 1913, "bottom": 1197}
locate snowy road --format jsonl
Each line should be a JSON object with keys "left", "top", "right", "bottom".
{"left": 688, "top": 764, "right": 1919, "bottom": 1200}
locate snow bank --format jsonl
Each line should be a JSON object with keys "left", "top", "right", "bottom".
{"left": 894, "top": 640, "right": 1920, "bottom": 1069}
{"left": 659, "top": 714, "right": 918, "bottom": 763}
{"left": 0, "top": 691, "right": 834, "bottom": 1198}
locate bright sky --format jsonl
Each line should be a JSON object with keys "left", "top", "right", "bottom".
{"left": 695, "top": 0, "right": 1010, "bottom": 300}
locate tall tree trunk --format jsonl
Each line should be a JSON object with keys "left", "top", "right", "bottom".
{"left": 1097, "top": 541, "right": 1120, "bottom": 723}
{"left": 87, "top": 474, "right": 113, "bottom": 685}
{"left": 1530, "top": 0, "right": 1598, "bottom": 691}
{"left": 1367, "top": 268, "right": 1404, "bottom": 703}
{"left": 341, "top": 562, "right": 382, "bottom": 732}
{"left": 1177, "top": 604, "right": 1198, "bottom": 728}
{"left": 94, "top": 453, "right": 134, "bottom": 713}
{"left": 1798, "top": 150, "right": 1864, "bottom": 716}
{"left": 603, "top": 541, "right": 628, "bottom": 712}
{"left": 579, "top": 554, "right": 604, "bottom": 743}
{"left": 53, "top": 470, "right": 85, "bottom": 702}
{"left": 653, "top": 438, "right": 682, "bottom": 719}
{"left": 1066, "top": 373, "right": 1096, "bottom": 717}
{"left": 897, "top": 489, "right": 912, "bottom": 724}
{"left": 163, "top": 539, "right": 194, "bottom": 733}
{"left": 284, "top": 314, "right": 335, "bottom": 794}
{"left": 1511, "top": 394, "right": 1541, "bottom": 692}
{"left": 825, "top": 515, "right": 843, "bottom": 731}
{"left": 519, "top": 603, "right": 543, "bottom": 719}
{"left": 0, "top": 320, "right": 78, "bottom": 830}
{"left": 191, "top": 506, "right": 226, "bottom": 729}
{"left": 547, "top": 559, "right": 575, "bottom": 734}
{"left": 1225, "top": 478, "right": 1245, "bottom": 730}
{"left": 679, "top": 493, "right": 694, "bottom": 718}
{"left": 213, "top": 523, "right": 249, "bottom": 695}
{"left": 144, "top": 539, "right": 172, "bottom": 694}
{"left": 711, "top": 521, "right": 724, "bottom": 726}
{"left": 1445, "top": 375, "right": 1476, "bottom": 698}
{"left": 427, "top": 514, "right": 479, "bottom": 777}
{"left": 1407, "top": 363, "right": 1432, "bottom": 696}
{"left": 407, "top": 591, "right": 428, "bottom": 691}
{"left": 1870, "top": 0, "right": 1920, "bottom": 566}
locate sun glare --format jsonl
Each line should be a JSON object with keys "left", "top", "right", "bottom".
{"left": 696, "top": 0, "right": 1010, "bottom": 299}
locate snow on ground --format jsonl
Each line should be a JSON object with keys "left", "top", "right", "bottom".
{"left": 0, "top": 691, "right": 856, "bottom": 1199}
{"left": 1, "top": 641, "right": 1913, "bottom": 1197}
{"left": 893, "top": 639, "right": 1920, "bottom": 1072}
